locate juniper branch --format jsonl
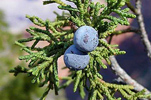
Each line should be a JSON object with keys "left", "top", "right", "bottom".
{"left": 10, "top": 0, "right": 151, "bottom": 100}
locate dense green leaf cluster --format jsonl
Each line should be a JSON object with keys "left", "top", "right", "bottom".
{"left": 10, "top": 0, "right": 150, "bottom": 100}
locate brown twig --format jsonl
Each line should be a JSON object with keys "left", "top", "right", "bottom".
{"left": 126, "top": 2, "right": 137, "bottom": 14}
{"left": 112, "top": 27, "right": 140, "bottom": 35}
{"left": 135, "top": 0, "right": 151, "bottom": 60}
{"left": 126, "top": 1, "right": 151, "bottom": 61}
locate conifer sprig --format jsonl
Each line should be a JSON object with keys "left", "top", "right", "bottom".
{"left": 10, "top": 0, "right": 151, "bottom": 100}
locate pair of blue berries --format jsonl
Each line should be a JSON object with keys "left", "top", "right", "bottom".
{"left": 64, "top": 26, "right": 99, "bottom": 70}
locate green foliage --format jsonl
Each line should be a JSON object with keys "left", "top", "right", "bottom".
{"left": 10, "top": 0, "right": 150, "bottom": 100}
